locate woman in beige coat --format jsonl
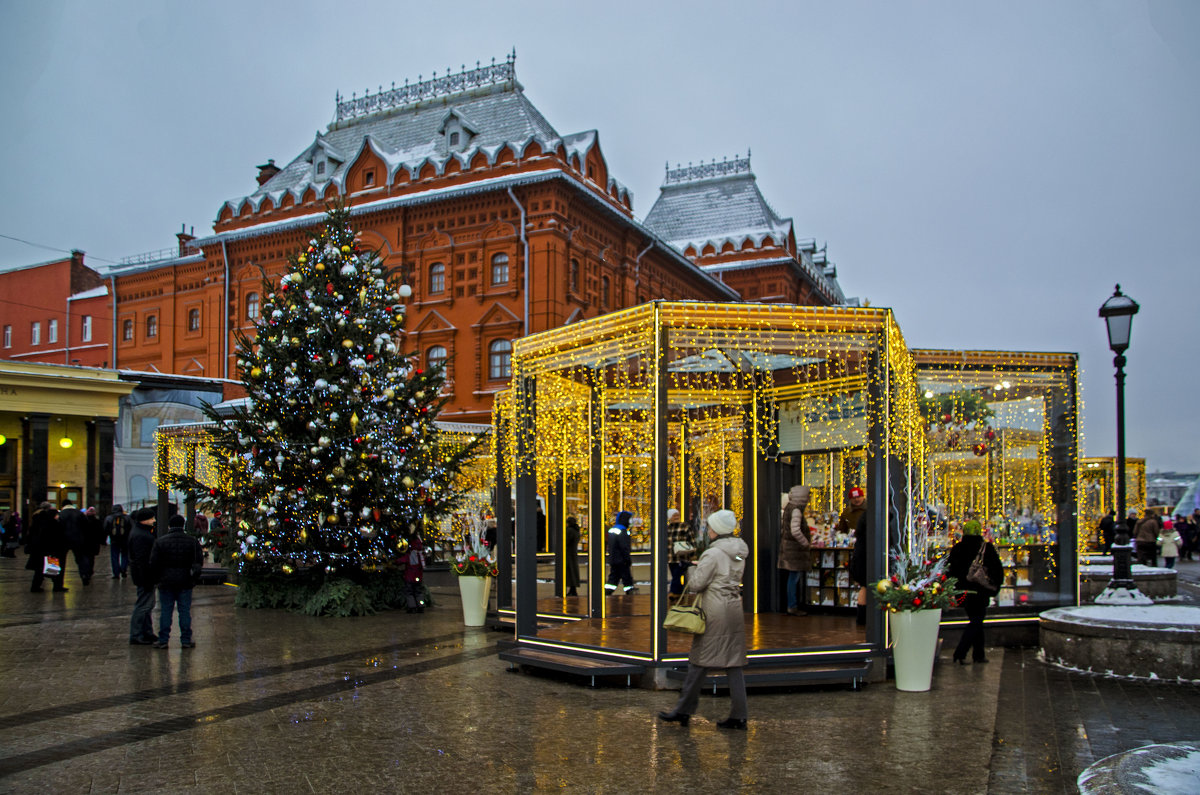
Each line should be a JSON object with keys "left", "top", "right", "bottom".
{"left": 658, "top": 509, "right": 750, "bottom": 730}
{"left": 778, "top": 485, "right": 812, "bottom": 616}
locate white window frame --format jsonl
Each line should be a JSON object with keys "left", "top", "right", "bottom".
{"left": 488, "top": 338, "right": 512, "bottom": 380}
{"left": 429, "top": 263, "right": 445, "bottom": 295}
{"left": 3, "top": 325, "right": 11, "bottom": 348}
{"left": 81, "top": 315, "right": 92, "bottom": 342}
{"left": 48, "top": 319, "right": 58, "bottom": 344}
{"left": 31, "top": 321, "right": 41, "bottom": 346}
{"left": 491, "top": 253, "right": 509, "bottom": 286}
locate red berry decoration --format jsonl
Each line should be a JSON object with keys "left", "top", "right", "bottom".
{"left": 985, "top": 428, "right": 996, "bottom": 441}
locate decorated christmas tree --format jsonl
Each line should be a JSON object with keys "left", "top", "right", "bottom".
{"left": 174, "top": 206, "right": 480, "bottom": 613}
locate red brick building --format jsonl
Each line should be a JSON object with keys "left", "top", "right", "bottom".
{"left": 0, "top": 251, "right": 111, "bottom": 368}
{"left": 24, "top": 55, "right": 847, "bottom": 425}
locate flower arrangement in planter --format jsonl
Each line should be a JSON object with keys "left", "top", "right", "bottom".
{"left": 450, "top": 524, "right": 497, "bottom": 577}
{"left": 871, "top": 533, "right": 963, "bottom": 612}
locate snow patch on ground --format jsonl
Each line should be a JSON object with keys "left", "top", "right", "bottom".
{"left": 1036, "top": 649, "right": 1200, "bottom": 684}
{"left": 1139, "top": 749, "right": 1200, "bottom": 793}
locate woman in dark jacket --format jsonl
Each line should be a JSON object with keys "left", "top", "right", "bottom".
{"left": 564, "top": 516, "right": 581, "bottom": 597}
{"left": 947, "top": 520, "right": 1004, "bottom": 664}
{"left": 26, "top": 502, "right": 68, "bottom": 592}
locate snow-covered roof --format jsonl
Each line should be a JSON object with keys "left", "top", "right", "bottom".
{"left": 644, "top": 154, "right": 844, "bottom": 304}
{"left": 68, "top": 285, "right": 108, "bottom": 301}
{"left": 644, "top": 156, "right": 792, "bottom": 251}
{"left": 217, "top": 56, "right": 624, "bottom": 218}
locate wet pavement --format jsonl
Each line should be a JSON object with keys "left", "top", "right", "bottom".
{"left": 2, "top": 554, "right": 1198, "bottom": 793}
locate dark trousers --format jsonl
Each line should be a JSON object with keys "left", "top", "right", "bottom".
{"left": 30, "top": 556, "right": 67, "bottom": 590}
{"left": 669, "top": 561, "right": 690, "bottom": 595}
{"left": 606, "top": 562, "right": 633, "bottom": 591}
{"left": 954, "top": 591, "right": 990, "bottom": 662}
{"left": 158, "top": 587, "right": 194, "bottom": 643}
{"left": 110, "top": 545, "right": 128, "bottom": 576}
{"left": 671, "top": 664, "right": 748, "bottom": 720}
{"left": 73, "top": 550, "right": 94, "bottom": 582}
{"left": 403, "top": 578, "right": 424, "bottom": 610}
{"left": 129, "top": 583, "right": 156, "bottom": 641}
{"left": 1136, "top": 542, "right": 1157, "bottom": 567}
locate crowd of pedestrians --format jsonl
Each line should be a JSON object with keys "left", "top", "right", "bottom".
{"left": 5, "top": 501, "right": 207, "bottom": 650}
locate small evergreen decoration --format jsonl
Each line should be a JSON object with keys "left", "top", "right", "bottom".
{"left": 170, "top": 205, "right": 481, "bottom": 613}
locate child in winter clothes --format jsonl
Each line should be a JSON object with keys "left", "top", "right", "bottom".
{"left": 1159, "top": 524, "right": 1184, "bottom": 569}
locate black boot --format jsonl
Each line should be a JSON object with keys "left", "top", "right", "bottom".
{"left": 856, "top": 604, "right": 867, "bottom": 626}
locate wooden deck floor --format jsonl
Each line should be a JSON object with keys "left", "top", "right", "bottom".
{"left": 518, "top": 594, "right": 867, "bottom": 655}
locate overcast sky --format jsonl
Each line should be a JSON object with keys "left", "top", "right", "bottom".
{"left": 1, "top": 0, "right": 1197, "bottom": 472}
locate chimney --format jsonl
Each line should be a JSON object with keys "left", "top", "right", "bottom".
{"left": 256, "top": 158, "right": 281, "bottom": 186}
{"left": 177, "top": 223, "right": 196, "bottom": 255}
{"left": 71, "top": 249, "right": 85, "bottom": 268}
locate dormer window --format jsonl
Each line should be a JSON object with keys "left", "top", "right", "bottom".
{"left": 364, "top": 170, "right": 375, "bottom": 188}
{"left": 316, "top": 160, "right": 326, "bottom": 177}
{"left": 449, "top": 132, "right": 460, "bottom": 147}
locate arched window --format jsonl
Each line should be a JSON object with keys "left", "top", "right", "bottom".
{"left": 122, "top": 319, "right": 133, "bottom": 341}
{"left": 602, "top": 275, "right": 611, "bottom": 308}
{"left": 491, "top": 252, "right": 509, "bottom": 286}
{"left": 187, "top": 308, "right": 201, "bottom": 332}
{"left": 427, "top": 345, "right": 447, "bottom": 370}
{"left": 429, "top": 262, "right": 445, "bottom": 294}
{"left": 246, "top": 292, "right": 260, "bottom": 320}
{"left": 569, "top": 258, "right": 580, "bottom": 293}
{"left": 488, "top": 339, "right": 512, "bottom": 380}
{"left": 145, "top": 315, "right": 157, "bottom": 338}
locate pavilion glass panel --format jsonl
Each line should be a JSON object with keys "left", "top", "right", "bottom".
{"left": 911, "top": 350, "right": 1079, "bottom": 616}
{"left": 502, "top": 302, "right": 919, "bottom": 662}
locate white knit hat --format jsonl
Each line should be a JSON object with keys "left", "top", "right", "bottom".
{"left": 707, "top": 509, "right": 738, "bottom": 536}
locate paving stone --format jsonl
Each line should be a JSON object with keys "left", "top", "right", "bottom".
{"left": 4, "top": 555, "right": 1200, "bottom": 791}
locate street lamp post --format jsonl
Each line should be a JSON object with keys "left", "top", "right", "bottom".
{"left": 1096, "top": 284, "right": 1148, "bottom": 603}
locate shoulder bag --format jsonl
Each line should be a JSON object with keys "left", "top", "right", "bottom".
{"left": 663, "top": 593, "right": 706, "bottom": 634}
{"left": 966, "top": 542, "right": 994, "bottom": 591}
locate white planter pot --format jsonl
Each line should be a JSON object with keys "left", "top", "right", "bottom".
{"left": 457, "top": 575, "right": 492, "bottom": 627}
{"left": 890, "top": 608, "right": 942, "bottom": 692}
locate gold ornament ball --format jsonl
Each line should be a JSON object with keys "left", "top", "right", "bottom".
{"left": 342, "top": 339, "right": 354, "bottom": 348}
{"left": 298, "top": 254, "right": 307, "bottom": 263}
{"left": 250, "top": 367, "right": 263, "bottom": 378}
{"left": 341, "top": 245, "right": 351, "bottom": 254}
{"left": 315, "top": 263, "right": 324, "bottom": 271}
{"left": 326, "top": 514, "right": 339, "bottom": 524}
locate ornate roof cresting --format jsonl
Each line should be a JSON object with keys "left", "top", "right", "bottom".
{"left": 335, "top": 52, "right": 517, "bottom": 123}
{"left": 663, "top": 152, "right": 751, "bottom": 186}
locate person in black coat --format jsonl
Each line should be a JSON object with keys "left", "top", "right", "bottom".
{"left": 946, "top": 520, "right": 1004, "bottom": 664}
{"left": 59, "top": 502, "right": 97, "bottom": 585}
{"left": 605, "top": 510, "right": 635, "bottom": 595}
{"left": 26, "top": 502, "right": 69, "bottom": 592}
{"left": 149, "top": 514, "right": 203, "bottom": 649}
{"left": 127, "top": 508, "right": 158, "bottom": 645}
{"left": 1098, "top": 510, "right": 1116, "bottom": 554}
